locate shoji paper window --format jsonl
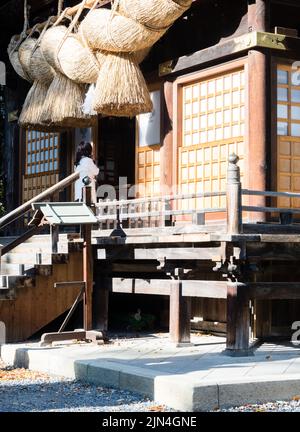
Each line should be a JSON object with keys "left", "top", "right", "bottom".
{"left": 180, "top": 69, "right": 245, "bottom": 210}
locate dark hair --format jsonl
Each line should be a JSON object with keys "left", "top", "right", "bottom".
{"left": 75, "top": 141, "right": 93, "bottom": 166}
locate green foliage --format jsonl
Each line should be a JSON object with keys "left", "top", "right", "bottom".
{"left": 111, "top": 309, "right": 156, "bottom": 332}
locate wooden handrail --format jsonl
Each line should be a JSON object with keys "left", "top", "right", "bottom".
{"left": 97, "top": 208, "right": 226, "bottom": 221}
{"left": 96, "top": 191, "right": 226, "bottom": 208}
{"left": 243, "top": 206, "right": 300, "bottom": 214}
{"left": 242, "top": 189, "right": 300, "bottom": 199}
{"left": 0, "top": 172, "right": 79, "bottom": 230}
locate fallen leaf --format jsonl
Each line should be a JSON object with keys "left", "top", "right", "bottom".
{"left": 149, "top": 405, "right": 165, "bottom": 412}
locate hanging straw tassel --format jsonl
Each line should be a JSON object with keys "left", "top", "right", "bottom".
{"left": 117, "top": 0, "right": 192, "bottom": 30}
{"left": 41, "top": 72, "right": 96, "bottom": 127}
{"left": 7, "top": 0, "right": 31, "bottom": 81}
{"left": 79, "top": 8, "right": 167, "bottom": 53}
{"left": 19, "top": 81, "right": 51, "bottom": 128}
{"left": 82, "top": 46, "right": 151, "bottom": 117}
{"left": 39, "top": 8, "right": 97, "bottom": 127}
{"left": 19, "top": 50, "right": 56, "bottom": 129}
{"left": 93, "top": 52, "right": 153, "bottom": 117}
{"left": 18, "top": 37, "right": 38, "bottom": 82}
{"left": 19, "top": 18, "right": 57, "bottom": 130}
{"left": 7, "top": 36, "right": 29, "bottom": 81}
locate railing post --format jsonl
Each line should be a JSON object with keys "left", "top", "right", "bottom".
{"left": 226, "top": 154, "right": 242, "bottom": 235}
{"left": 51, "top": 225, "right": 59, "bottom": 254}
{"left": 82, "top": 182, "right": 93, "bottom": 331}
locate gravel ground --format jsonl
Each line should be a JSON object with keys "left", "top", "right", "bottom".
{"left": 2, "top": 359, "right": 300, "bottom": 413}
{"left": 0, "top": 359, "right": 170, "bottom": 412}
{"left": 216, "top": 400, "right": 300, "bottom": 412}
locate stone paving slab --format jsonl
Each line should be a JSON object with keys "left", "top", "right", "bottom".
{"left": 1, "top": 334, "right": 300, "bottom": 411}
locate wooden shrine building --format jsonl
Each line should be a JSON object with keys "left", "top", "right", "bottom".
{"left": 1, "top": 0, "right": 300, "bottom": 355}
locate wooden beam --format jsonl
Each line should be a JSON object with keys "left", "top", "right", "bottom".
{"left": 247, "top": 283, "right": 300, "bottom": 299}
{"left": 159, "top": 31, "right": 292, "bottom": 77}
{"left": 111, "top": 278, "right": 227, "bottom": 298}
{"left": 134, "top": 246, "right": 222, "bottom": 261}
{"left": 191, "top": 319, "right": 226, "bottom": 334}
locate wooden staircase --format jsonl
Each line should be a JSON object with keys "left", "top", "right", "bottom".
{"left": 0, "top": 172, "right": 84, "bottom": 343}
{"left": 0, "top": 234, "right": 83, "bottom": 342}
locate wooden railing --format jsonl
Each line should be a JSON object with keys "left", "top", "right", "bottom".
{"left": 95, "top": 153, "right": 300, "bottom": 234}
{"left": 0, "top": 172, "right": 79, "bottom": 260}
{"left": 96, "top": 191, "right": 226, "bottom": 230}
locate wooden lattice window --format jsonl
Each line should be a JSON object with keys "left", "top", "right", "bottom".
{"left": 23, "top": 131, "right": 60, "bottom": 203}
{"left": 179, "top": 68, "right": 245, "bottom": 210}
{"left": 26, "top": 131, "right": 59, "bottom": 176}
{"left": 277, "top": 64, "right": 300, "bottom": 208}
{"left": 136, "top": 147, "right": 161, "bottom": 196}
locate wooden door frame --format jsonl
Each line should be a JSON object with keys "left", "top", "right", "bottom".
{"left": 172, "top": 57, "right": 248, "bottom": 196}
{"left": 271, "top": 56, "right": 300, "bottom": 206}
{"left": 135, "top": 81, "right": 164, "bottom": 196}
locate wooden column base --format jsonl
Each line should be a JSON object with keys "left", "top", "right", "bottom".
{"left": 225, "top": 283, "right": 253, "bottom": 356}
{"left": 169, "top": 279, "right": 192, "bottom": 346}
{"left": 93, "top": 276, "right": 109, "bottom": 331}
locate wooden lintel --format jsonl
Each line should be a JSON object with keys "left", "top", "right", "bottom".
{"left": 159, "top": 31, "right": 292, "bottom": 77}
{"left": 112, "top": 278, "right": 227, "bottom": 299}
{"left": 247, "top": 283, "right": 300, "bottom": 299}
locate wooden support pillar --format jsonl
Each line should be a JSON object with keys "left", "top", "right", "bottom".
{"left": 169, "top": 270, "right": 191, "bottom": 345}
{"left": 82, "top": 185, "right": 93, "bottom": 331}
{"left": 255, "top": 299, "right": 272, "bottom": 339}
{"left": 93, "top": 274, "right": 109, "bottom": 331}
{"left": 225, "top": 283, "right": 251, "bottom": 356}
{"left": 51, "top": 225, "right": 59, "bottom": 254}
{"left": 248, "top": 0, "right": 268, "bottom": 223}
{"left": 161, "top": 81, "right": 173, "bottom": 193}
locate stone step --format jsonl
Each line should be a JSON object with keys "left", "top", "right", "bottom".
{"left": 24, "top": 234, "right": 74, "bottom": 243}
{"left": 0, "top": 286, "right": 14, "bottom": 301}
{"left": 6, "top": 242, "right": 68, "bottom": 254}
{"left": 0, "top": 274, "right": 35, "bottom": 300}
{"left": 1, "top": 252, "right": 69, "bottom": 266}
{"left": 0, "top": 262, "right": 35, "bottom": 276}
{"left": 1, "top": 252, "right": 53, "bottom": 265}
